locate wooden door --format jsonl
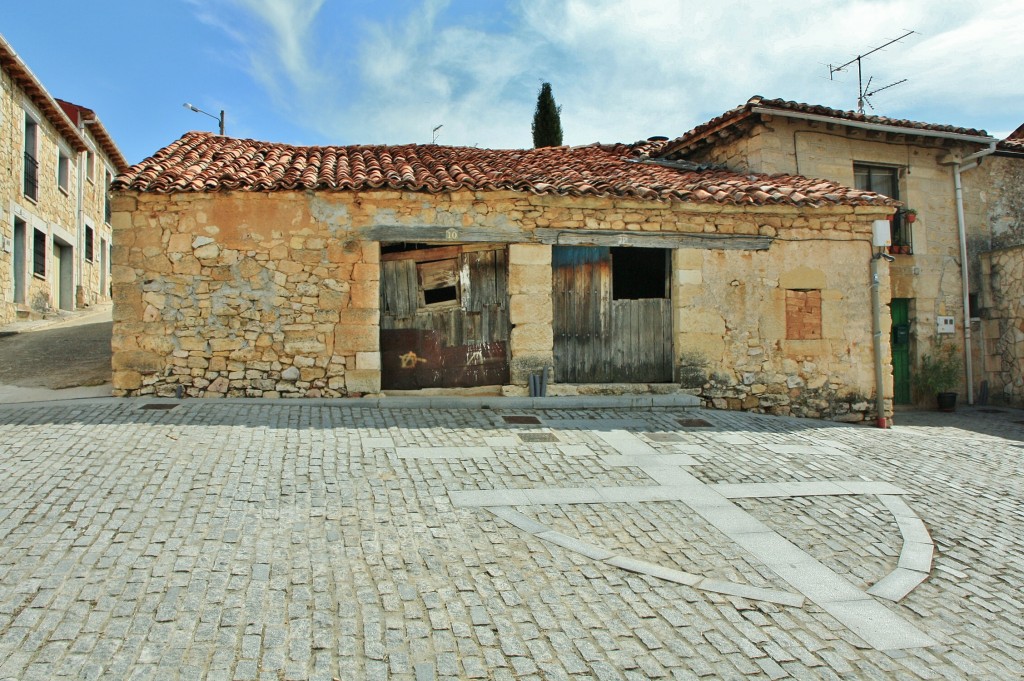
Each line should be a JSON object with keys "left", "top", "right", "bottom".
{"left": 890, "top": 298, "right": 911, "bottom": 404}
{"left": 552, "top": 246, "right": 672, "bottom": 383}
{"left": 380, "top": 244, "right": 509, "bottom": 389}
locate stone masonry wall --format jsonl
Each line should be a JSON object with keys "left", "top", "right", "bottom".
{"left": 689, "top": 118, "right": 979, "bottom": 404}
{"left": 673, "top": 239, "right": 892, "bottom": 421}
{"left": 113, "top": 187, "right": 892, "bottom": 419}
{"left": 980, "top": 245, "right": 1024, "bottom": 406}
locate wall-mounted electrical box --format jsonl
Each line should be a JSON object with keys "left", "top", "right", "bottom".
{"left": 872, "top": 219, "right": 892, "bottom": 247}
{"left": 937, "top": 316, "right": 955, "bottom": 334}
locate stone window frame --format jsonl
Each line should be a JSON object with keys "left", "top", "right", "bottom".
{"left": 786, "top": 288, "right": 822, "bottom": 341}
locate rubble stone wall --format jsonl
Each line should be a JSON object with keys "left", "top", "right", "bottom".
{"left": 112, "top": 188, "right": 893, "bottom": 420}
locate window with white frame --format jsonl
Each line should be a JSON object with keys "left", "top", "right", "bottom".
{"left": 86, "top": 150, "right": 95, "bottom": 182}
{"left": 58, "top": 147, "right": 72, "bottom": 194}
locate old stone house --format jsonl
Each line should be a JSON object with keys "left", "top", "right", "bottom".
{"left": 110, "top": 131, "right": 899, "bottom": 421}
{"left": 965, "top": 127, "right": 1024, "bottom": 404}
{"left": 0, "top": 33, "right": 127, "bottom": 325}
{"left": 658, "top": 96, "right": 1007, "bottom": 407}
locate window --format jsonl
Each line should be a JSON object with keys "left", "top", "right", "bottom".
{"left": 58, "top": 148, "right": 71, "bottom": 194}
{"left": 854, "top": 163, "right": 911, "bottom": 253}
{"left": 85, "top": 225, "right": 94, "bottom": 262}
{"left": 417, "top": 258, "right": 460, "bottom": 308}
{"left": 86, "top": 150, "right": 95, "bottom": 182}
{"left": 33, "top": 229, "right": 46, "bottom": 277}
{"left": 611, "top": 247, "right": 669, "bottom": 300}
{"left": 104, "top": 170, "right": 112, "bottom": 224}
{"left": 23, "top": 115, "right": 38, "bottom": 201}
{"left": 786, "top": 289, "right": 822, "bottom": 340}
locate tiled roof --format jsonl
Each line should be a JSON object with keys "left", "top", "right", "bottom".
{"left": 657, "top": 96, "right": 994, "bottom": 159}
{"left": 0, "top": 33, "right": 86, "bottom": 153}
{"left": 57, "top": 100, "right": 129, "bottom": 172}
{"left": 998, "top": 123, "right": 1024, "bottom": 154}
{"left": 112, "top": 132, "right": 895, "bottom": 208}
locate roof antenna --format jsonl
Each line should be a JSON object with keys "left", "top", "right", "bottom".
{"left": 828, "top": 30, "right": 914, "bottom": 113}
{"left": 432, "top": 124, "right": 443, "bottom": 144}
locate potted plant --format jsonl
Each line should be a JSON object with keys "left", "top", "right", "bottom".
{"left": 904, "top": 208, "right": 918, "bottom": 223}
{"left": 916, "top": 343, "right": 962, "bottom": 411}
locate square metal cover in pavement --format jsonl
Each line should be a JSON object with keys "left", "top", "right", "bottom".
{"left": 519, "top": 433, "right": 559, "bottom": 442}
{"left": 140, "top": 403, "right": 179, "bottom": 410}
{"left": 677, "top": 417, "right": 713, "bottom": 428}
{"left": 503, "top": 415, "right": 542, "bottom": 425}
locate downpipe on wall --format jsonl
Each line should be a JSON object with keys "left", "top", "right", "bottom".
{"left": 871, "top": 249, "right": 893, "bottom": 428}
{"left": 952, "top": 142, "right": 995, "bottom": 406}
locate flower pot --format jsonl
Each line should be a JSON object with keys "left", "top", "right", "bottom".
{"left": 936, "top": 392, "right": 958, "bottom": 412}
{"left": 906, "top": 214, "right": 917, "bottom": 223}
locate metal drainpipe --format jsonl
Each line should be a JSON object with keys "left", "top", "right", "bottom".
{"left": 952, "top": 142, "right": 996, "bottom": 406}
{"left": 871, "top": 254, "right": 888, "bottom": 427}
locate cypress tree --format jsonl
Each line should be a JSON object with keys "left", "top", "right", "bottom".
{"left": 531, "top": 82, "right": 563, "bottom": 148}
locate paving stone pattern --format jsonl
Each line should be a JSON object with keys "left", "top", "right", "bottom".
{"left": 0, "top": 400, "right": 1022, "bottom": 679}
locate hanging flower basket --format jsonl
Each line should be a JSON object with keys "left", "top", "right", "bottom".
{"left": 905, "top": 208, "right": 918, "bottom": 223}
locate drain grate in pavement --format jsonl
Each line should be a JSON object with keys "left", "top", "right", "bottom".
{"left": 140, "top": 403, "right": 179, "bottom": 411}
{"left": 978, "top": 408, "right": 1006, "bottom": 414}
{"left": 519, "top": 433, "right": 559, "bottom": 443}
{"left": 503, "top": 415, "right": 541, "bottom": 425}
{"left": 677, "top": 417, "right": 713, "bottom": 428}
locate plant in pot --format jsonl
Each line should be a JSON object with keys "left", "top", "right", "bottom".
{"left": 915, "top": 343, "right": 962, "bottom": 411}
{"left": 904, "top": 208, "right": 918, "bottom": 223}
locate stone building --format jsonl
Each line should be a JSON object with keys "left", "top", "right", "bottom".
{"left": 657, "top": 96, "right": 1002, "bottom": 407}
{"left": 0, "top": 33, "right": 127, "bottom": 325}
{"left": 967, "top": 128, "right": 1024, "bottom": 404}
{"left": 110, "top": 131, "right": 899, "bottom": 421}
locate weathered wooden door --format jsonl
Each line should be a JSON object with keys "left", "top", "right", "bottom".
{"left": 552, "top": 246, "right": 672, "bottom": 383}
{"left": 380, "top": 244, "right": 509, "bottom": 389}
{"left": 890, "top": 298, "right": 911, "bottom": 404}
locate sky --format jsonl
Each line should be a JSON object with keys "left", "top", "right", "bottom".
{"left": 3, "top": 0, "right": 1021, "bottom": 165}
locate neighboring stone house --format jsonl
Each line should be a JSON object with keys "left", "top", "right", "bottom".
{"left": 967, "top": 127, "right": 1024, "bottom": 404}
{"left": 657, "top": 96, "right": 1002, "bottom": 407}
{"left": 0, "top": 33, "right": 127, "bottom": 325}
{"left": 110, "top": 131, "right": 899, "bottom": 421}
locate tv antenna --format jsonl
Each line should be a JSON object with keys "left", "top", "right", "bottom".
{"left": 829, "top": 30, "right": 914, "bottom": 113}
{"left": 431, "top": 124, "right": 443, "bottom": 144}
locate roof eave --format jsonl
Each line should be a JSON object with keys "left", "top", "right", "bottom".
{"left": 0, "top": 33, "right": 87, "bottom": 153}
{"left": 750, "top": 106, "right": 998, "bottom": 145}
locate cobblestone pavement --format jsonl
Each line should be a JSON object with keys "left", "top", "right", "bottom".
{"left": 0, "top": 399, "right": 1021, "bottom": 680}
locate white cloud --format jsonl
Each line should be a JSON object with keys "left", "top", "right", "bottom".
{"left": 197, "top": 0, "right": 1023, "bottom": 148}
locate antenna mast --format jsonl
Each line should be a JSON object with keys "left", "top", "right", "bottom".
{"left": 829, "top": 30, "right": 914, "bottom": 113}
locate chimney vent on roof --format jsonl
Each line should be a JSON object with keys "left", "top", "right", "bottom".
{"left": 647, "top": 136, "right": 669, "bottom": 142}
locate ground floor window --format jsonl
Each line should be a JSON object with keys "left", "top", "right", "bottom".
{"left": 33, "top": 229, "right": 46, "bottom": 277}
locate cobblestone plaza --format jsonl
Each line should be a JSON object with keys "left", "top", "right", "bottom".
{"left": 0, "top": 399, "right": 1021, "bottom": 679}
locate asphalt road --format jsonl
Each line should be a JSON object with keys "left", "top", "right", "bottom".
{"left": 0, "top": 318, "right": 112, "bottom": 389}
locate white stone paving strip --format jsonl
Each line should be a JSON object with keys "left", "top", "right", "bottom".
{"left": 486, "top": 507, "right": 804, "bottom": 607}
{"left": 448, "top": 425, "right": 939, "bottom": 650}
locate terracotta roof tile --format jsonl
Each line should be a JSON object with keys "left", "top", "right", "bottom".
{"left": 657, "top": 95, "right": 994, "bottom": 158}
{"left": 112, "top": 132, "right": 894, "bottom": 209}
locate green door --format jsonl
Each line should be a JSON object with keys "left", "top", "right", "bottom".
{"left": 890, "top": 299, "right": 911, "bottom": 404}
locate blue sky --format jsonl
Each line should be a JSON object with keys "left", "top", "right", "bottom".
{"left": 4, "top": 0, "right": 1021, "bottom": 165}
